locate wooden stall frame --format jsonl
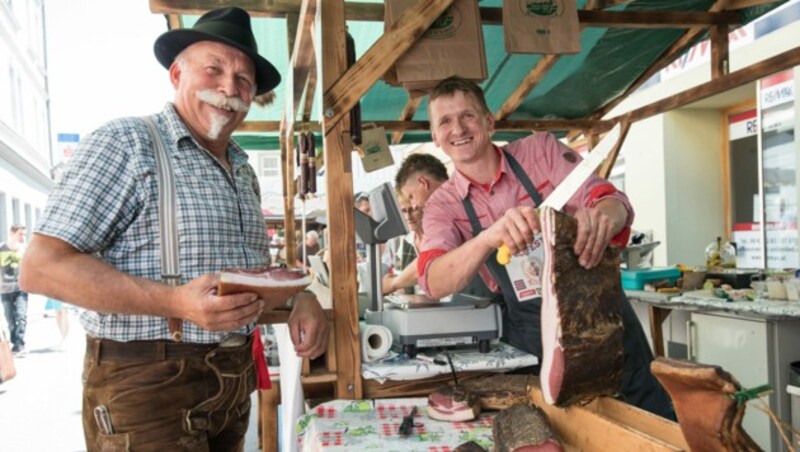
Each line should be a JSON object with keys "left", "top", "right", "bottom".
{"left": 146, "top": 2, "right": 797, "bottom": 450}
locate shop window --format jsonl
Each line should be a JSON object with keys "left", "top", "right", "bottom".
{"left": 733, "top": 70, "right": 797, "bottom": 268}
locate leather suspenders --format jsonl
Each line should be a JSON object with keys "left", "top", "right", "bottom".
{"left": 142, "top": 116, "right": 184, "bottom": 342}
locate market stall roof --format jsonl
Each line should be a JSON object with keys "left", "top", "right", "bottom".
{"left": 150, "top": 0, "right": 794, "bottom": 151}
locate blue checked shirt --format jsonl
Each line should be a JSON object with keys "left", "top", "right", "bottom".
{"left": 37, "top": 104, "right": 270, "bottom": 343}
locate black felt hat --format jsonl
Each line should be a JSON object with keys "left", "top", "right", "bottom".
{"left": 154, "top": 6, "right": 280, "bottom": 95}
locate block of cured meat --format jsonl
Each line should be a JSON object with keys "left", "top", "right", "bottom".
{"left": 218, "top": 267, "right": 311, "bottom": 308}
{"left": 427, "top": 384, "right": 481, "bottom": 422}
{"left": 463, "top": 374, "right": 531, "bottom": 410}
{"left": 492, "top": 404, "right": 563, "bottom": 452}
{"left": 539, "top": 207, "right": 624, "bottom": 407}
{"left": 650, "top": 357, "right": 761, "bottom": 451}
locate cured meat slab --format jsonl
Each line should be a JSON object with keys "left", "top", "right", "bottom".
{"left": 492, "top": 404, "right": 563, "bottom": 452}
{"left": 650, "top": 357, "right": 761, "bottom": 451}
{"left": 463, "top": 374, "right": 531, "bottom": 410}
{"left": 539, "top": 207, "right": 624, "bottom": 406}
{"left": 218, "top": 267, "right": 311, "bottom": 309}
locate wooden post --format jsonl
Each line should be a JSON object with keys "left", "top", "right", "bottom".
{"left": 648, "top": 305, "right": 673, "bottom": 357}
{"left": 319, "top": 0, "right": 362, "bottom": 400}
{"left": 279, "top": 117, "right": 297, "bottom": 266}
{"left": 710, "top": 23, "right": 729, "bottom": 79}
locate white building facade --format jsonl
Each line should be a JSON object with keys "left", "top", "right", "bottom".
{"left": 0, "top": 0, "right": 52, "bottom": 243}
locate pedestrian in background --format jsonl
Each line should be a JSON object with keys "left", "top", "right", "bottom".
{"left": 1, "top": 224, "right": 29, "bottom": 357}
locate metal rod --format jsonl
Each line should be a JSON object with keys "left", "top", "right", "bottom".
{"left": 445, "top": 352, "right": 458, "bottom": 386}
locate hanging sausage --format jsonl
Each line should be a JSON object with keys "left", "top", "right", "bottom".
{"left": 307, "top": 131, "right": 317, "bottom": 194}
{"left": 299, "top": 131, "right": 310, "bottom": 197}
{"left": 346, "top": 31, "right": 362, "bottom": 146}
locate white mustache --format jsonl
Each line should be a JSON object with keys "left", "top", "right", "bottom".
{"left": 196, "top": 89, "right": 250, "bottom": 113}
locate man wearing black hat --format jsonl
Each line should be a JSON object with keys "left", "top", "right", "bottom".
{"left": 21, "top": 7, "right": 328, "bottom": 450}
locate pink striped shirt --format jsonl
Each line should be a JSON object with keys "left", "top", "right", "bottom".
{"left": 418, "top": 132, "right": 633, "bottom": 295}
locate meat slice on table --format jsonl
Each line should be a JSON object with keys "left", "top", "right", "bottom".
{"left": 539, "top": 207, "right": 624, "bottom": 407}
{"left": 427, "top": 384, "right": 481, "bottom": 422}
{"left": 492, "top": 403, "right": 563, "bottom": 452}
{"left": 218, "top": 267, "right": 311, "bottom": 309}
{"left": 650, "top": 357, "right": 761, "bottom": 451}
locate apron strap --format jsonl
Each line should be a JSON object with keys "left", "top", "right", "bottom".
{"left": 461, "top": 149, "right": 545, "bottom": 299}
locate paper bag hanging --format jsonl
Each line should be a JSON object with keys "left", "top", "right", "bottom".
{"left": 356, "top": 123, "right": 394, "bottom": 173}
{"left": 503, "top": 0, "right": 581, "bottom": 54}
{"left": 385, "top": 0, "right": 487, "bottom": 91}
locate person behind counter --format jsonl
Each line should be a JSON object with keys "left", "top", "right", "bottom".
{"left": 417, "top": 75, "right": 674, "bottom": 419}
{"left": 382, "top": 154, "right": 449, "bottom": 294}
{"left": 19, "top": 7, "right": 329, "bottom": 450}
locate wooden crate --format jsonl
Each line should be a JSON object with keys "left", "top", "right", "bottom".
{"left": 528, "top": 381, "right": 689, "bottom": 451}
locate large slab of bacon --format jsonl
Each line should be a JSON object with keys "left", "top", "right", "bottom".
{"left": 218, "top": 267, "right": 311, "bottom": 308}
{"left": 539, "top": 207, "right": 624, "bottom": 407}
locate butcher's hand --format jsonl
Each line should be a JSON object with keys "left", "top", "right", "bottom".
{"left": 481, "top": 206, "right": 540, "bottom": 257}
{"left": 572, "top": 201, "right": 626, "bottom": 269}
{"left": 288, "top": 291, "right": 330, "bottom": 358}
{"left": 175, "top": 274, "right": 265, "bottom": 331}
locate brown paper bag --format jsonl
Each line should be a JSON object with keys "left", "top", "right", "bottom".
{"left": 0, "top": 339, "right": 16, "bottom": 383}
{"left": 503, "top": 0, "right": 581, "bottom": 54}
{"left": 386, "top": 0, "right": 487, "bottom": 90}
{"left": 357, "top": 123, "right": 394, "bottom": 173}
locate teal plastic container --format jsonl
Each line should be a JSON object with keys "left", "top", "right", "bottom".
{"left": 621, "top": 267, "right": 681, "bottom": 290}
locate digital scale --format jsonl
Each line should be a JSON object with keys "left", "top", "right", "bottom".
{"left": 355, "top": 182, "right": 500, "bottom": 357}
{"left": 367, "top": 293, "right": 500, "bottom": 356}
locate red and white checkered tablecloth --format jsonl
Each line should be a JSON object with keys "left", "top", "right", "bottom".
{"left": 297, "top": 398, "right": 495, "bottom": 451}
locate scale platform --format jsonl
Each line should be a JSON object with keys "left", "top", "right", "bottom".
{"left": 366, "top": 293, "right": 501, "bottom": 357}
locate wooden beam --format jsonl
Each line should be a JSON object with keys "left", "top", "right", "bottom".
{"left": 236, "top": 118, "right": 616, "bottom": 134}
{"left": 166, "top": 14, "right": 181, "bottom": 29}
{"left": 478, "top": 8, "right": 740, "bottom": 28}
{"left": 150, "top": 0, "right": 376, "bottom": 19}
{"left": 613, "top": 47, "right": 800, "bottom": 125}
{"left": 290, "top": 0, "right": 317, "bottom": 120}
{"left": 152, "top": 1, "right": 745, "bottom": 28}
{"left": 593, "top": 0, "right": 731, "bottom": 121}
{"left": 302, "top": 56, "right": 318, "bottom": 122}
{"left": 319, "top": 0, "right": 362, "bottom": 400}
{"left": 648, "top": 306, "right": 672, "bottom": 357}
{"left": 279, "top": 116, "right": 297, "bottom": 267}
{"left": 286, "top": 12, "right": 299, "bottom": 63}
{"left": 236, "top": 121, "right": 319, "bottom": 132}
{"left": 495, "top": 55, "right": 560, "bottom": 121}
{"left": 391, "top": 90, "right": 424, "bottom": 144}
{"left": 710, "top": 24, "right": 729, "bottom": 79}
{"left": 377, "top": 119, "right": 615, "bottom": 133}
{"left": 579, "top": 10, "right": 742, "bottom": 28}
{"left": 322, "top": 0, "right": 455, "bottom": 136}
{"left": 597, "top": 119, "right": 631, "bottom": 179}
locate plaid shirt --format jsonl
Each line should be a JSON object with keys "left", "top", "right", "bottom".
{"left": 38, "top": 104, "right": 269, "bottom": 343}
